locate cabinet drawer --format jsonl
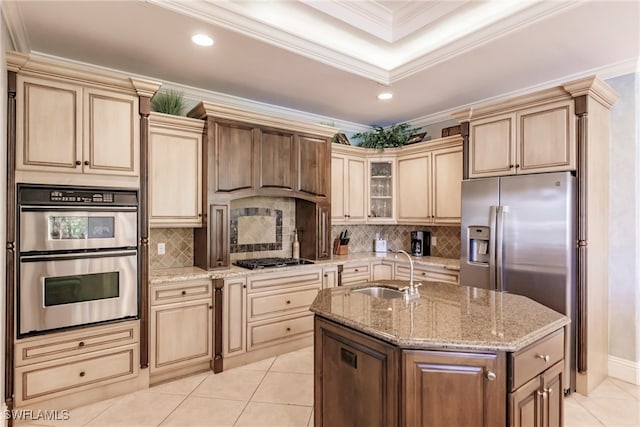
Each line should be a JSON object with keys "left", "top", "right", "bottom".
{"left": 342, "top": 262, "right": 370, "bottom": 285}
{"left": 248, "top": 285, "right": 321, "bottom": 322}
{"left": 248, "top": 314, "right": 314, "bottom": 350}
{"left": 151, "top": 280, "right": 212, "bottom": 306}
{"left": 247, "top": 268, "right": 322, "bottom": 293}
{"left": 396, "top": 264, "right": 459, "bottom": 285}
{"left": 15, "top": 321, "right": 138, "bottom": 367}
{"left": 510, "top": 329, "right": 564, "bottom": 390}
{"left": 15, "top": 344, "right": 138, "bottom": 405}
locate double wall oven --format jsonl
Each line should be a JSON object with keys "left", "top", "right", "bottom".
{"left": 17, "top": 185, "right": 139, "bottom": 337}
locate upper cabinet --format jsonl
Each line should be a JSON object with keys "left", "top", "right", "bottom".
{"left": 297, "top": 134, "right": 330, "bottom": 198}
{"left": 368, "top": 159, "right": 395, "bottom": 223}
{"left": 149, "top": 113, "right": 204, "bottom": 228}
{"left": 331, "top": 148, "right": 367, "bottom": 223}
{"left": 8, "top": 52, "right": 160, "bottom": 187}
{"left": 213, "top": 121, "right": 257, "bottom": 193}
{"left": 462, "top": 99, "right": 576, "bottom": 178}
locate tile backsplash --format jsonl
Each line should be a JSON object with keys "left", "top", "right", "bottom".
{"left": 331, "top": 224, "right": 461, "bottom": 259}
{"left": 150, "top": 228, "right": 194, "bottom": 269}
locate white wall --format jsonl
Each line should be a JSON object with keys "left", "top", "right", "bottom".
{"left": 606, "top": 72, "right": 640, "bottom": 384}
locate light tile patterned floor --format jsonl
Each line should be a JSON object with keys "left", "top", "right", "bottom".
{"left": 15, "top": 346, "right": 640, "bottom": 427}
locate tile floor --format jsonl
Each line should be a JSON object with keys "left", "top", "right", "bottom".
{"left": 14, "top": 346, "right": 640, "bottom": 427}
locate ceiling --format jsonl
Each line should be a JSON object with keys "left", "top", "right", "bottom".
{"left": 2, "top": 1, "right": 639, "bottom": 129}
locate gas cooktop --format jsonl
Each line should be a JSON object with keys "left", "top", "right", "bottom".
{"left": 233, "top": 257, "right": 315, "bottom": 270}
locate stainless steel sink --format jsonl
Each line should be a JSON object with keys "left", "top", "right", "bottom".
{"left": 352, "top": 286, "right": 405, "bottom": 300}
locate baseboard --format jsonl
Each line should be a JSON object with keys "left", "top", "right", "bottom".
{"left": 608, "top": 355, "right": 640, "bottom": 385}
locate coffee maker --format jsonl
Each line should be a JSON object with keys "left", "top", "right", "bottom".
{"left": 410, "top": 231, "right": 431, "bottom": 257}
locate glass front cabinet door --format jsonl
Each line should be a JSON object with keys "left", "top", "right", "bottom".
{"left": 368, "top": 160, "right": 396, "bottom": 223}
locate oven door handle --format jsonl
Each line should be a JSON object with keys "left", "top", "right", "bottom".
{"left": 20, "top": 206, "right": 137, "bottom": 212}
{"left": 20, "top": 249, "right": 137, "bottom": 262}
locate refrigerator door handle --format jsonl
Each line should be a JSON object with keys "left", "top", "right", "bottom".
{"left": 489, "top": 205, "right": 497, "bottom": 290}
{"left": 496, "top": 205, "right": 508, "bottom": 292}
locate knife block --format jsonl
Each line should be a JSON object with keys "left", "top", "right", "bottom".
{"left": 333, "top": 238, "right": 349, "bottom": 255}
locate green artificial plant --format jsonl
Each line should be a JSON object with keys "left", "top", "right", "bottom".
{"left": 352, "top": 123, "right": 421, "bottom": 150}
{"left": 151, "top": 90, "right": 186, "bottom": 116}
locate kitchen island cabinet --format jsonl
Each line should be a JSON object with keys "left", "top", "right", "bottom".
{"left": 311, "top": 282, "right": 569, "bottom": 427}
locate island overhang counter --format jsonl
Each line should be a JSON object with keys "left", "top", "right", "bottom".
{"left": 310, "top": 281, "right": 570, "bottom": 427}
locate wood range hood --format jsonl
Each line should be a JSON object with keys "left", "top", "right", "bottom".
{"left": 187, "top": 101, "right": 337, "bottom": 270}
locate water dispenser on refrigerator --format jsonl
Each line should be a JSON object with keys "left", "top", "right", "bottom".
{"left": 467, "top": 226, "right": 490, "bottom": 264}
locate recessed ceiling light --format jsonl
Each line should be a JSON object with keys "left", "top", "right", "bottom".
{"left": 192, "top": 34, "right": 214, "bottom": 47}
{"left": 378, "top": 92, "right": 393, "bottom": 100}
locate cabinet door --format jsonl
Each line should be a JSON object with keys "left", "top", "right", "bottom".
{"left": 315, "top": 317, "right": 398, "bottom": 427}
{"left": 297, "top": 134, "right": 329, "bottom": 198}
{"left": 403, "top": 350, "right": 505, "bottom": 427}
{"left": 322, "top": 266, "right": 338, "bottom": 289}
{"left": 150, "top": 299, "right": 213, "bottom": 373}
{"left": 371, "top": 262, "right": 393, "bottom": 280}
{"left": 368, "top": 160, "right": 395, "bottom": 222}
{"left": 223, "top": 278, "right": 247, "bottom": 357}
{"left": 346, "top": 157, "right": 367, "bottom": 221}
{"left": 397, "top": 152, "right": 431, "bottom": 224}
{"left": 259, "top": 128, "right": 295, "bottom": 190}
{"left": 541, "top": 362, "right": 563, "bottom": 427}
{"left": 469, "top": 113, "right": 516, "bottom": 178}
{"left": 83, "top": 88, "right": 139, "bottom": 176}
{"left": 331, "top": 155, "right": 346, "bottom": 221}
{"left": 317, "top": 203, "right": 332, "bottom": 259}
{"left": 432, "top": 146, "right": 462, "bottom": 224}
{"left": 215, "top": 122, "right": 255, "bottom": 192}
{"left": 509, "top": 375, "right": 543, "bottom": 427}
{"left": 518, "top": 101, "right": 575, "bottom": 174}
{"left": 16, "top": 76, "right": 82, "bottom": 173}
{"left": 149, "top": 120, "right": 202, "bottom": 227}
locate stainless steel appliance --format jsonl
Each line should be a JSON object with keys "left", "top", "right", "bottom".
{"left": 460, "top": 171, "right": 576, "bottom": 391}
{"left": 234, "top": 257, "right": 314, "bottom": 270}
{"left": 17, "top": 185, "right": 139, "bottom": 337}
{"left": 410, "top": 231, "right": 430, "bottom": 257}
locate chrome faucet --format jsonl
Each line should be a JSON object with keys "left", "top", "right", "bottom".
{"left": 395, "top": 250, "right": 421, "bottom": 301}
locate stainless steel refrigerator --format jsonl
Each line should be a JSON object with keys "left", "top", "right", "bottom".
{"left": 460, "top": 171, "right": 576, "bottom": 392}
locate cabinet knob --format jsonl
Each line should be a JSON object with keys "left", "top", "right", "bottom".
{"left": 486, "top": 371, "right": 496, "bottom": 381}
{"left": 243, "top": 284, "right": 246, "bottom": 289}
{"left": 515, "top": 164, "right": 520, "bottom": 168}
{"left": 286, "top": 300, "right": 291, "bottom": 304}
{"left": 421, "top": 272, "right": 426, "bottom": 276}
{"left": 75, "top": 160, "right": 81, "bottom": 166}
{"left": 354, "top": 269, "right": 359, "bottom": 272}
{"left": 323, "top": 274, "right": 328, "bottom": 277}
{"left": 286, "top": 327, "right": 291, "bottom": 332}
{"left": 547, "top": 387, "right": 553, "bottom": 395}
{"left": 537, "top": 354, "right": 550, "bottom": 363}
{"left": 509, "top": 164, "right": 514, "bottom": 168}
{"left": 79, "top": 371, "right": 86, "bottom": 378}
{"left": 181, "top": 290, "right": 187, "bottom": 296}
{"left": 537, "top": 390, "right": 548, "bottom": 398}
{"left": 78, "top": 341, "right": 85, "bottom": 348}
{"left": 209, "top": 305, "right": 213, "bottom": 310}
{"left": 84, "top": 160, "right": 90, "bottom": 166}
{"left": 198, "top": 213, "right": 202, "bottom": 217}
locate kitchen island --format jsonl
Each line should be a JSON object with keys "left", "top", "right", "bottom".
{"left": 310, "top": 281, "right": 570, "bottom": 427}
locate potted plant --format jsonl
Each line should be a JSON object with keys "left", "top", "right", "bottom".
{"left": 351, "top": 123, "right": 422, "bottom": 150}
{"left": 151, "top": 90, "right": 187, "bottom": 116}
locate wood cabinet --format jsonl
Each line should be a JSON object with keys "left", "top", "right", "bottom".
{"left": 331, "top": 152, "right": 367, "bottom": 222}
{"left": 395, "top": 262, "right": 460, "bottom": 285}
{"left": 223, "top": 277, "right": 247, "bottom": 358}
{"left": 149, "top": 113, "right": 204, "bottom": 227}
{"left": 14, "top": 321, "right": 139, "bottom": 407}
{"left": 297, "top": 134, "right": 330, "bottom": 198}
{"left": 403, "top": 350, "right": 505, "bottom": 427}
{"left": 16, "top": 75, "right": 140, "bottom": 180}
{"left": 213, "top": 121, "right": 256, "bottom": 193}
{"left": 150, "top": 279, "right": 213, "bottom": 382}
{"left": 509, "top": 330, "right": 565, "bottom": 427}
{"left": 468, "top": 100, "right": 575, "bottom": 178}
{"left": 259, "top": 128, "right": 295, "bottom": 190}
{"left": 296, "top": 199, "right": 332, "bottom": 260}
{"left": 397, "top": 141, "right": 462, "bottom": 225}
{"left": 315, "top": 317, "right": 399, "bottom": 427}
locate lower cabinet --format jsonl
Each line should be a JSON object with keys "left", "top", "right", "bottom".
{"left": 315, "top": 317, "right": 399, "bottom": 427}
{"left": 14, "top": 320, "right": 139, "bottom": 406}
{"left": 150, "top": 279, "right": 213, "bottom": 382}
{"left": 403, "top": 350, "right": 505, "bottom": 427}
{"left": 223, "top": 276, "right": 247, "bottom": 357}
{"left": 395, "top": 262, "right": 460, "bottom": 285}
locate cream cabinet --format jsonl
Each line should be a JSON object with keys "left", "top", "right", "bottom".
{"left": 14, "top": 321, "right": 139, "bottom": 407}
{"left": 332, "top": 152, "right": 367, "bottom": 223}
{"left": 16, "top": 75, "right": 140, "bottom": 178}
{"left": 149, "top": 113, "right": 204, "bottom": 227}
{"left": 395, "top": 262, "right": 460, "bottom": 285}
{"left": 341, "top": 261, "right": 371, "bottom": 286}
{"left": 223, "top": 277, "right": 247, "bottom": 358}
{"left": 150, "top": 279, "right": 213, "bottom": 381}
{"left": 322, "top": 265, "right": 339, "bottom": 289}
{"left": 371, "top": 259, "right": 394, "bottom": 280}
{"left": 468, "top": 100, "right": 575, "bottom": 178}
{"left": 397, "top": 141, "right": 462, "bottom": 225}
{"left": 367, "top": 159, "right": 396, "bottom": 222}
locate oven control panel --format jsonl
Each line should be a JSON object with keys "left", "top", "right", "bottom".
{"left": 50, "top": 191, "right": 114, "bottom": 203}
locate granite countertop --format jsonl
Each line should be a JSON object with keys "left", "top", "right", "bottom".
{"left": 309, "top": 281, "right": 569, "bottom": 352}
{"left": 149, "top": 253, "right": 461, "bottom": 284}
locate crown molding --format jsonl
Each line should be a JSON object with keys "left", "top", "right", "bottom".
{"left": 1, "top": 0, "right": 30, "bottom": 52}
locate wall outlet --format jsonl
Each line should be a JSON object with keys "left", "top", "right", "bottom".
{"left": 431, "top": 236, "right": 437, "bottom": 246}
{"left": 157, "top": 242, "right": 165, "bottom": 255}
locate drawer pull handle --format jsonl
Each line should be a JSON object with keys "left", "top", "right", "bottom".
{"left": 486, "top": 371, "right": 496, "bottom": 381}
{"left": 286, "top": 300, "right": 291, "bottom": 304}
{"left": 78, "top": 341, "right": 85, "bottom": 348}
{"left": 181, "top": 291, "right": 187, "bottom": 296}
{"left": 537, "top": 354, "right": 550, "bottom": 363}
{"left": 79, "top": 371, "right": 86, "bottom": 378}
{"left": 421, "top": 272, "right": 426, "bottom": 276}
